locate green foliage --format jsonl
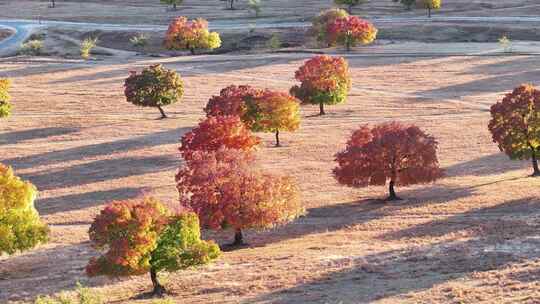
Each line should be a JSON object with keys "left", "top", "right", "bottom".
{"left": 311, "top": 8, "right": 349, "bottom": 47}
{"left": 266, "top": 34, "right": 281, "bottom": 49}
{"left": 19, "top": 39, "right": 44, "bottom": 56}
{"left": 80, "top": 37, "right": 98, "bottom": 59}
{"left": 0, "top": 78, "right": 11, "bottom": 118}
{"left": 334, "top": 0, "right": 367, "bottom": 12}
{"left": 393, "top": 0, "right": 416, "bottom": 10}
{"left": 0, "top": 164, "right": 49, "bottom": 255}
{"left": 34, "top": 282, "right": 103, "bottom": 304}
{"left": 499, "top": 35, "right": 512, "bottom": 53}
{"left": 130, "top": 33, "right": 149, "bottom": 49}
{"left": 248, "top": 0, "right": 262, "bottom": 17}
{"left": 160, "top": 0, "right": 182, "bottom": 9}
{"left": 124, "top": 64, "right": 184, "bottom": 118}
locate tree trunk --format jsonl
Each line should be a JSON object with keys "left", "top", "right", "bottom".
{"left": 150, "top": 268, "right": 166, "bottom": 296}
{"left": 275, "top": 130, "right": 281, "bottom": 147}
{"left": 190, "top": 47, "right": 196, "bottom": 55}
{"left": 532, "top": 150, "right": 540, "bottom": 176}
{"left": 230, "top": 0, "right": 234, "bottom": 10}
{"left": 346, "top": 38, "right": 352, "bottom": 52}
{"left": 173, "top": 3, "right": 177, "bottom": 10}
{"left": 387, "top": 180, "right": 401, "bottom": 201}
{"left": 319, "top": 102, "right": 325, "bottom": 115}
{"left": 348, "top": 4, "right": 353, "bottom": 14}
{"left": 232, "top": 229, "right": 244, "bottom": 246}
{"left": 157, "top": 106, "right": 167, "bottom": 119}
{"left": 428, "top": 7, "right": 431, "bottom": 18}
{"left": 51, "top": 0, "right": 55, "bottom": 8}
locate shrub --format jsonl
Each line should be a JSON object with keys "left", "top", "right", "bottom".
{"left": 34, "top": 282, "right": 103, "bottom": 304}
{"left": 130, "top": 33, "right": 149, "bottom": 49}
{"left": 180, "top": 115, "right": 261, "bottom": 160}
{"left": 87, "top": 197, "right": 220, "bottom": 296}
{"left": 248, "top": 0, "right": 262, "bottom": 17}
{"left": 290, "top": 55, "right": 351, "bottom": 115}
{"left": 176, "top": 148, "right": 304, "bottom": 246}
{"left": 0, "top": 164, "right": 49, "bottom": 255}
{"left": 334, "top": 0, "right": 367, "bottom": 14}
{"left": 124, "top": 64, "right": 184, "bottom": 119}
{"left": 80, "top": 37, "right": 98, "bottom": 59}
{"left": 499, "top": 35, "right": 512, "bottom": 53}
{"left": 266, "top": 34, "right": 281, "bottom": 49}
{"left": 160, "top": 0, "right": 182, "bottom": 10}
{"left": 244, "top": 90, "right": 301, "bottom": 146}
{"left": 488, "top": 84, "right": 540, "bottom": 176}
{"left": 164, "top": 17, "right": 221, "bottom": 55}
{"left": 311, "top": 8, "right": 349, "bottom": 47}
{"left": 334, "top": 122, "right": 443, "bottom": 200}
{"left": 19, "top": 39, "right": 44, "bottom": 56}
{"left": 327, "top": 16, "right": 377, "bottom": 51}
{"left": 0, "top": 78, "right": 12, "bottom": 118}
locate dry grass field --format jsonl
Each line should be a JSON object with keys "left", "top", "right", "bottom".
{"left": 1, "top": 40, "right": 540, "bottom": 303}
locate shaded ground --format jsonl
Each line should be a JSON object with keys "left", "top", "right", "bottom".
{"left": 1, "top": 44, "right": 540, "bottom": 303}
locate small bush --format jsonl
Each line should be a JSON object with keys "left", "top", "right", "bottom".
{"left": 266, "top": 34, "right": 281, "bottom": 49}
{"left": 80, "top": 37, "right": 98, "bottom": 59}
{"left": 499, "top": 35, "right": 512, "bottom": 53}
{"left": 34, "top": 282, "right": 102, "bottom": 304}
{"left": 19, "top": 39, "right": 43, "bottom": 56}
{"left": 130, "top": 33, "right": 149, "bottom": 49}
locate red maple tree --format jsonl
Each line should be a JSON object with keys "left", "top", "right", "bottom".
{"left": 180, "top": 115, "right": 261, "bottom": 161}
{"left": 204, "top": 85, "right": 262, "bottom": 118}
{"left": 327, "top": 16, "right": 377, "bottom": 51}
{"left": 333, "top": 122, "right": 443, "bottom": 200}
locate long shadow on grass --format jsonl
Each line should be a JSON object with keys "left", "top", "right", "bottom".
{"left": 3, "top": 127, "right": 190, "bottom": 170}
{"left": 36, "top": 187, "right": 145, "bottom": 215}
{"left": 20, "top": 155, "right": 179, "bottom": 191}
{"left": 0, "top": 242, "right": 110, "bottom": 302}
{"left": 444, "top": 152, "right": 531, "bottom": 177}
{"left": 0, "top": 127, "right": 80, "bottom": 145}
{"left": 248, "top": 197, "right": 540, "bottom": 304}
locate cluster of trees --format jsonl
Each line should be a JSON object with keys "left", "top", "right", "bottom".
{"left": 164, "top": 17, "right": 221, "bottom": 55}
{"left": 0, "top": 79, "right": 12, "bottom": 118}
{"left": 311, "top": 9, "right": 377, "bottom": 50}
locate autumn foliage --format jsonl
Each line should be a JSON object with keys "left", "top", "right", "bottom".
{"left": 311, "top": 8, "right": 349, "bottom": 46}
{"left": 124, "top": 64, "right": 184, "bottom": 119}
{"left": 334, "top": 122, "right": 443, "bottom": 200}
{"left": 417, "top": 0, "right": 441, "bottom": 17}
{"left": 0, "top": 164, "right": 49, "bottom": 255}
{"left": 488, "top": 84, "right": 540, "bottom": 176}
{"left": 176, "top": 148, "right": 304, "bottom": 246}
{"left": 291, "top": 55, "right": 351, "bottom": 115}
{"left": 180, "top": 115, "right": 261, "bottom": 161}
{"left": 327, "top": 16, "right": 377, "bottom": 51}
{"left": 164, "top": 17, "right": 221, "bottom": 54}
{"left": 0, "top": 79, "right": 12, "bottom": 118}
{"left": 204, "top": 85, "right": 261, "bottom": 118}
{"left": 87, "top": 197, "right": 220, "bottom": 295}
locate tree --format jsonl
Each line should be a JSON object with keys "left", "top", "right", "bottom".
{"left": 0, "top": 78, "right": 11, "bottom": 118}
{"left": 393, "top": 0, "right": 416, "bottom": 10}
{"left": 327, "top": 16, "right": 377, "bottom": 51}
{"left": 488, "top": 84, "right": 540, "bottom": 177}
{"left": 290, "top": 55, "right": 351, "bottom": 115}
{"left": 176, "top": 148, "right": 304, "bottom": 247}
{"left": 226, "top": 0, "right": 236, "bottom": 10}
{"left": 244, "top": 90, "right": 301, "bottom": 147}
{"left": 204, "top": 85, "right": 261, "bottom": 118}
{"left": 311, "top": 8, "right": 349, "bottom": 47}
{"left": 333, "top": 122, "right": 443, "bottom": 200}
{"left": 164, "top": 17, "right": 221, "bottom": 55}
{"left": 161, "top": 0, "right": 182, "bottom": 10}
{"left": 417, "top": 0, "right": 441, "bottom": 17}
{"left": 0, "top": 164, "right": 49, "bottom": 255}
{"left": 87, "top": 197, "right": 220, "bottom": 296}
{"left": 124, "top": 64, "right": 184, "bottom": 119}
{"left": 50, "top": 0, "right": 55, "bottom": 8}
{"left": 334, "top": 0, "right": 367, "bottom": 14}
{"left": 180, "top": 115, "right": 261, "bottom": 160}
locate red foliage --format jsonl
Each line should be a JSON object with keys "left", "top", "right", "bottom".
{"left": 327, "top": 16, "right": 377, "bottom": 50}
{"left": 180, "top": 115, "right": 261, "bottom": 161}
{"left": 204, "top": 85, "right": 262, "bottom": 118}
{"left": 294, "top": 55, "right": 350, "bottom": 92}
{"left": 333, "top": 122, "right": 443, "bottom": 199}
{"left": 176, "top": 148, "right": 303, "bottom": 238}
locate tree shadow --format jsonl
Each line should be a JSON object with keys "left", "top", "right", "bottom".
{"left": 36, "top": 187, "right": 145, "bottom": 216}
{"left": 0, "top": 243, "right": 111, "bottom": 302}
{"left": 444, "top": 152, "right": 531, "bottom": 177}
{"left": 0, "top": 127, "right": 79, "bottom": 145}
{"left": 20, "top": 156, "right": 179, "bottom": 191}
{"left": 3, "top": 127, "right": 190, "bottom": 170}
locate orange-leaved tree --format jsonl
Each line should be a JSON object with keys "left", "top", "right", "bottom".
{"left": 0, "top": 78, "right": 12, "bottom": 118}
{"left": 87, "top": 197, "right": 220, "bottom": 296}
{"left": 488, "top": 84, "right": 540, "bottom": 177}
{"left": 244, "top": 90, "right": 301, "bottom": 147}
{"left": 124, "top": 64, "right": 184, "bottom": 119}
{"left": 176, "top": 148, "right": 304, "bottom": 247}
{"left": 311, "top": 8, "right": 349, "bottom": 47}
{"left": 204, "top": 85, "right": 262, "bottom": 118}
{"left": 327, "top": 15, "right": 377, "bottom": 51}
{"left": 180, "top": 115, "right": 261, "bottom": 160}
{"left": 334, "top": 122, "right": 443, "bottom": 200}
{"left": 0, "top": 164, "right": 49, "bottom": 255}
{"left": 164, "top": 17, "right": 221, "bottom": 55}
{"left": 290, "top": 55, "right": 351, "bottom": 115}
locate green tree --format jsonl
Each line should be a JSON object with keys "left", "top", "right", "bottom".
{"left": 0, "top": 164, "right": 49, "bottom": 255}
{"left": 124, "top": 64, "right": 184, "bottom": 119}
{"left": 160, "top": 0, "right": 182, "bottom": 10}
